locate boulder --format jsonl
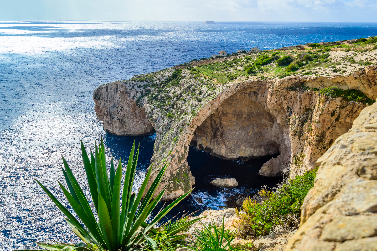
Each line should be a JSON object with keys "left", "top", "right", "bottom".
{"left": 210, "top": 178, "right": 238, "bottom": 188}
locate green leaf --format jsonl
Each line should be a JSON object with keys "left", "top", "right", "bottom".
{"left": 58, "top": 182, "right": 104, "bottom": 248}
{"left": 66, "top": 219, "right": 91, "bottom": 245}
{"left": 137, "top": 164, "right": 168, "bottom": 219}
{"left": 111, "top": 160, "right": 122, "bottom": 246}
{"left": 100, "top": 140, "right": 111, "bottom": 211}
{"left": 120, "top": 142, "right": 136, "bottom": 229}
{"left": 61, "top": 157, "right": 97, "bottom": 230}
{"left": 143, "top": 232, "right": 157, "bottom": 250}
{"left": 109, "top": 158, "right": 115, "bottom": 198}
{"left": 148, "top": 190, "right": 192, "bottom": 230}
{"left": 166, "top": 218, "right": 201, "bottom": 236}
{"left": 94, "top": 144, "right": 111, "bottom": 215}
{"left": 37, "top": 243, "right": 75, "bottom": 250}
{"left": 35, "top": 180, "right": 95, "bottom": 244}
{"left": 98, "top": 193, "right": 114, "bottom": 251}
{"left": 121, "top": 145, "right": 140, "bottom": 239}
{"left": 87, "top": 149, "right": 99, "bottom": 212}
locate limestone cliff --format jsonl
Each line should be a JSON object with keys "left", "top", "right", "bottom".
{"left": 285, "top": 103, "right": 377, "bottom": 251}
{"left": 94, "top": 81, "right": 153, "bottom": 135}
{"left": 93, "top": 39, "right": 377, "bottom": 200}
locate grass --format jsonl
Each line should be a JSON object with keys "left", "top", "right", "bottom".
{"left": 144, "top": 216, "right": 201, "bottom": 251}
{"left": 192, "top": 219, "right": 236, "bottom": 251}
{"left": 134, "top": 37, "right": 376, "bottom": 88}
{"left": 237, "top": 169, "right": 318, "bottom": 237}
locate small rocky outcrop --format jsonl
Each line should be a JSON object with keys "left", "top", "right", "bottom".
{"left": 93, "top": 81, "right": 153, "bottom": 135}
{"left": 285, "top": 103, "right": 377, "bottom": 251}
{"left": 210, "top": 178, "right": 238, "bottom": 188}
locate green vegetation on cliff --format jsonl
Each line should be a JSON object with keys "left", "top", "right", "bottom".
{"left": 237, "top": 169, "right": 318, "bottom": 237}
{"left": 132, "top": 37, "right": 376, "bottom": 115}
{"left": 122, "top": 37, "right": 376, "bottom": 198}
{"left": 175, "top": 36, "right": 377, "bottom": 82}
{"left": 318, "top": 86, "right": 375, "bottom": 105}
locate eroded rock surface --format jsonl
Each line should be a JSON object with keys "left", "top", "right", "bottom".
{"left": 93, "top": 81, "right": 153, "bottom": 135}
{"left": 192, "top": 90, "right": 282, "bottom": 159}
{"left": 93, "top": 40, "right": 377, "bottom": 200}
{"left": 285, "top": 103, "right": 377, "bottom": 251}
{"left": 210, "top": 178, "right": 239, "bottom": 188}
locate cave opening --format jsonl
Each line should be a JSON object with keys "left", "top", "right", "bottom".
{"left": 187, "top": 146, "right": 282, "bottom": 210}
{"left": 185, "top": 89, "right": 286, "bottom": 210}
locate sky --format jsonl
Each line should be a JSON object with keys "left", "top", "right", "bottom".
{"left": 0, "top": 0, "right": 377, "bottom": 22}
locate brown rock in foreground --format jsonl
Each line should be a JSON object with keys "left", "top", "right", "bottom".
{"left": 285, "top": 103, "right": 377, "bottom": 251}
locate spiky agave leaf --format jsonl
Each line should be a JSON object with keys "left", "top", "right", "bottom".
{"left": 36, "top": 140, "right": 195, "bottom": 251}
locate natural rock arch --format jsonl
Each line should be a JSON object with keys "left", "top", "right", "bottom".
{"left": 190, "top": 89, "right": 282, "bottom": 160}
{"left": 93, "top": 67, "right": 376, "bottom": 201}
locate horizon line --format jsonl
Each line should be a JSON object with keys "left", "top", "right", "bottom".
{"left": 0, "top": 20, "right": 377, "bottom": 23}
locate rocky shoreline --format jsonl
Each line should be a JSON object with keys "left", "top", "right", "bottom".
{"left": 94, "top": 38, "right": 376, "bottom": 201}
{"left": 183, "top": 102, "right": 377, "bottom": 250}
{"left": 93, "top": 38, "right": 377, "bottom": 250}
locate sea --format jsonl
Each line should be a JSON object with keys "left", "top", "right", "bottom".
{"left": 0, "top": 21, "right": 376, "bottom": 250}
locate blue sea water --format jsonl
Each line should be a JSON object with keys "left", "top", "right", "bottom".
{"left": 0, "top": 21, "right": 376, "bottom": 249}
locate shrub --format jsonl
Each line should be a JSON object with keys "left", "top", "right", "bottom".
{"left": 355, "top": 38, "right": 367, "bottom": 43}
{"left": 286, "top": 62, "right": 299, "bottom": 72}
{"left": 302, "top": 54, "right": 312, "bottom": 61}
{"left": 308, "top": 43, "right": 320, "bottom": 48}
{"left": 366, "top": 36, "right": 377, "bottom": 43}
{"left": 36, "top": 140, "right": 192, "bottom": 251}
{"left": 319, "top": 86, "right": 375, "bottom": 105}
{"left": 254, "top": 54, "right": 273, "bottom": 66}
{"left": 276, "top": 56, "right": 293, "bottom": 66}
{"left": 245, "top": 66, "right": 257, "bottom": 75}
{"left": 237, "top": 169, "right": 317, "bottom": 237}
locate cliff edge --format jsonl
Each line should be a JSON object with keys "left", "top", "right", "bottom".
{"left": 93, "top": 38, "right": 377, "bottom": 200}
{"left": 285, "top": 102, "right": 377, "bottom": 251}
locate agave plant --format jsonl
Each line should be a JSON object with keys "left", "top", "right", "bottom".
{"left": 194, "top": 218, "right": 235, "bottom": 251}
{"left": 36, "top": 140, "right": 191, "bottom": 250}
{"left": 145, "top": 215, "right": 201, "bottom": 250}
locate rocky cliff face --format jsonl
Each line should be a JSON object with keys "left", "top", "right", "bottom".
{"left": 93, "top": 40, "right": 376, "bottom": 200}
{"left": 191, "top": 89, "right": 282, "bottom": 159}
{"left": 285, "top": 103, "right": 377, "bottom": 251}
{"left": 93, "top": 81, "right": 153, "bottom": 135}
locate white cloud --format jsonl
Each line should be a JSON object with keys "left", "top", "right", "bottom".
{"left": 345, "top": 0, "right": 377, "bottom": 8}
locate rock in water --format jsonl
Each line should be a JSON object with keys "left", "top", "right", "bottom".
{"left": 211, "top": 178, "right": 238, "bottom": 188}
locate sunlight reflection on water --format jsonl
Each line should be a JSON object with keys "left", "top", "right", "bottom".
{"left": 0, "top": 21, "right": 376, "bottom": 249}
